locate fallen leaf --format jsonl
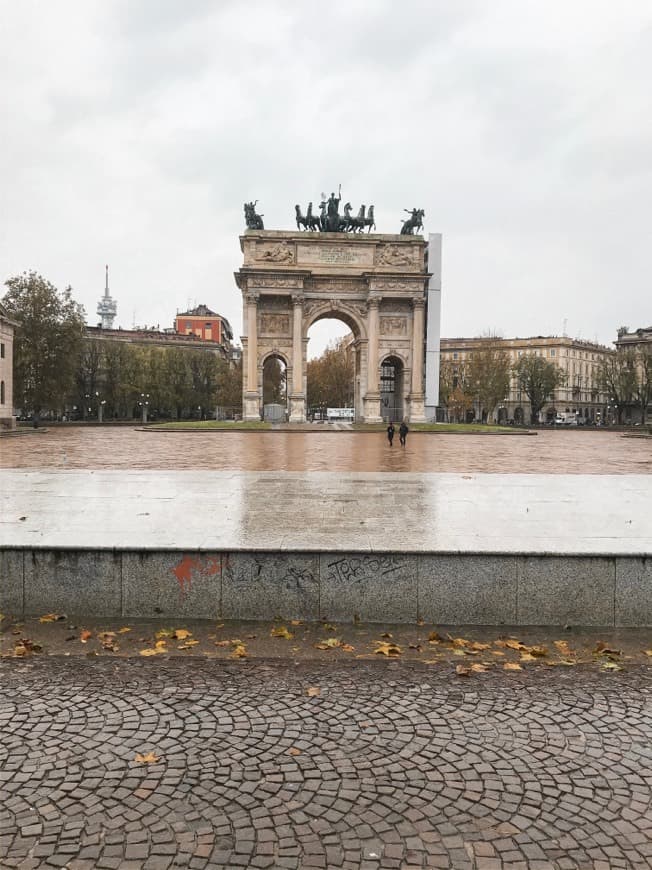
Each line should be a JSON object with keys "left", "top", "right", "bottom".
{"left": 214, "top": 640, "right": 231, "bottom": 647}
{"left": 139, "top": 648, "right": 165, "bottom": 657}
{"left": 39, "top": 613, "right": 66, "bottom": 623}
{"left": 322, "top": 622, "right": 337, "bottom": 632}
{"left": 528, "top": 645, "right": 548, "bottom": 657}
{"left": 340, "top": 643, "right": 355, "bottom": 652}
{"left": 645, "top": 650, "right": 652, "bottom": 657}
{"left": 172, "top": 629, "right": 191, "bottom": 640}
{"left": 380, "top": 632, "right": 393, "bottom": 639}
{"left": 520, "top": 653, "right": 537, "bottom": 662}
{"left": 80, "top": 629, "right": 92, "bottom": 643}
{"left": 306, "top": 687, "right": 321, "bottom": 697}
{"left": 594, "top": 642, "right": 621, "bottom": 656}
{"left": 271, "top": 626, "right": 294, "bottom": 640}
{"left": 134, "top": 752, "right": 160, "bottom": 764}
{"left": 428, "top": 631, "right": 444, "bottom": 643}
{"left": 178, "top": 639, "right": 199, "bottom": 649}
{"left": 471, "top": 641, "right": 491, "bottom": 651}
{"left": 230, "top": 643, "right": 247, "bottom": 658}
{"left": 471, "top": 663, "right": 490, "bottom": 673}
{"left": 503, "top": 663, "right": 522, "bottom": 671}
{"left": 450, "top": 636, "right": 470, "bottom": 648}
{"left": 290, "top": 619, "right": 303, "bottom": 626}
{"left": 117, "top": 627, "right": 132, "bottom": 634}
{"left": 314, "top": 638, "right": 342, "bottom": 650}
{"left": 456, "top": 664, "right": 471, "bottom": 676}
{"left": 503, "top": 639, "right": 526, "bottom": 651}
{"left": 215, "top": 623, "right": 224, "bottom": 629}
{"left": 491, "top": 650, "right": 505, "bottom": 656}
{"left": 155, "top": 629, "right": 172, "bottom": 639}
{"left": 601, "top": 661, "right": 622, "bottom": 671}
{"left": 374, "top": 641, "right": 402, "bottom": 657}
{"left": 286, "top": 747, "right": 301, "bottom": 756}
{"left": 554, "top": 640, "right": 573, "bottom": 656}
{"left": 155, "top": 639, "right": 168, "bottom": 651}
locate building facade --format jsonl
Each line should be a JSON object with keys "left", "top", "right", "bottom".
{"left": 440, "top": 335, "right": 615, "bottom": 423}
{"left": 0, "top": 302, "right": 17, "bottom": 429}
{"left": 86, "top": 325, "right": 230, "bottom": 359}
{"left": 614, "top": 325, "right": 652, "bottom": 423}
{"left": 174, "top": 305, "right": 233, "bottom": 348}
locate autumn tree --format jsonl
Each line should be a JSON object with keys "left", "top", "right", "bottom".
{"left": 3, "top": 272, "right": 86, "bottom": 416}
{"left": 439, "top": 357, "right": 473, "bottom": 422}
{"left": 307, "top": 337, "right": 354, "bottom": 409}
{"left": 513, "top": 354, "right": 566, "bottom": 424}
{"left": 632, "top": 347, "right": 652, "bottom": 423}
{"left": 262, "top": 357, "right": 286, "bottom": 404}
{"left": 597, "top": 351, "right": 638, "bottom": 424}
{"left": 217, "top": 359, "right": 242, "bottom": 412}
{"left": 466, "top": 335, "right": 511, "bottom": 422}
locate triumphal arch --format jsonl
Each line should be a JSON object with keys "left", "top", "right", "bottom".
{"left": 235, "top": 198, "right": 430, "bottom": 423}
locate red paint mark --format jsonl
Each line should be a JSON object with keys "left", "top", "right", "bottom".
{"left": 171, "top": 554, "right": 224, "bottom": 597}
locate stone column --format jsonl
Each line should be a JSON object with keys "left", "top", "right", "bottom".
{"left": 289, "top": 295, "right": 306, "bottom": 423}
{"left": 243, "top": 292, "right": 261, "bottom": 421}
{"left": 363, "top": 296, "right": 382, "bottom": 423}
{"left": 408, "top": 298, "right": 426, "bottom": 422}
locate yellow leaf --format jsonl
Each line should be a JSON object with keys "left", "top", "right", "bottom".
{"left": 271, "top": 626, "right": 294, "bottom": 640}
{"left": 520, "top": 653, "right": 537, "bottom": 662}
{"left": 306, "top": 687, "right": 321, "bottom": 697}
{"left": 374, "top": 641, "right": 402, "bottom": 657}
{"left": 504, "top": 662, "right": 522, "bottom": 671}
{"left": 118, "top": 627, "right": 132, "bottom": 634}
{"left": 601, "top": 661, "right": 622, "bottom": 671}
{"left": 314, "top": 637, "right": 342, "bottom": 650}
{"left": 491, "top": 650, "right": 505, "bottom": 656}
{"left": 503, "top": 639, "right": 526, "bottom": 651}
{"left": 554, "top": 640, "right": 573, "bottom": 656}
{"left": 155, "top": 629, "right": 172, "bottom": 639}
{"left": 456, "top": 664, "right": 471, "bottom": 676}
{"left": 471, "top": 663, "right": 490, "bottom": 673}
{"left": 528, "top": 645, "right": 548, "bottom": 657}
{"left": 39, "top": 613, "right": 65, "bottom": 623}
{"left": 341, "top": 643, "right": 355, "bottom": 652}
{"left": 139, "top": 648, "right": 165, "bottom": 657}
{"left": 594, "top": 641, "right": 621, "bottom": 656}
{"left": 178, "top": 639, "right": 199, "bottom": 649}
{"left": 644, "top": 650, "right": 652, "bottom": 657}
{"left": 428, "top": 631, "right": 444, "bottom": 643}
{"left": 80, "top": 629, "right": 92, "bottom": 643}
{"left": 323, "top": 623, "right": 337, "bottom": 632}
{"left": 450, "top": 636, "right": 470, "bottom": 648}
{"left": 134, "top": 752, "right": 160, "bottom": 764}
{"left": 230, "top": 644, "right": 247, "bottom": 658}
{"left": 471, "top": 641, "right": 491, "bottom": 651}
{"left": 155, "top": 639, "right": 167, "bottom": 651}
{"left": 172, "top": 629, "right": 191, "bottom": 640}
{"left": 290, "top": 619, "right": 303, "bottom": 626}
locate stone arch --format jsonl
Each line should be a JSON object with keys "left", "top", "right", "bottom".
{"left": 302, "top": 302, "right": 367, "bottom": 341}
{"left": 260, "top": 348, "right": 290, "bottom": 369}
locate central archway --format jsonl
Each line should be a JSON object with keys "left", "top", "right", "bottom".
{"left": 304, "top": 305, "right": 366, "bottom": 423}
{"left": 380, "top": 354, "right": 405, "bottom": 422}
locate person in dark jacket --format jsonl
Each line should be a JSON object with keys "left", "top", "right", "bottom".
{"left": 387, "top": 421, "right": 395, "bottom": 446}
{"left": 399, "top": 421, "right": 409, "bottom": 446}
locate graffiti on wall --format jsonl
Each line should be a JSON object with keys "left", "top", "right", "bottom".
{"left": 170, "top": 554, "right": 228, "bottom": 596}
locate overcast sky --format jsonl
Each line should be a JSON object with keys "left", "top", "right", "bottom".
{"left": 1, "top": 0, "right": 651, "bottom": 356}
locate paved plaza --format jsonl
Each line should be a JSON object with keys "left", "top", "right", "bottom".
{"left": 1, "top": 656, "right": 651, "bottom": 870}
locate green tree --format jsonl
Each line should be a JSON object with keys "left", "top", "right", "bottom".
{"left": 513, "top": 354, "right": 566, "bottom": 424}
{"left": 262, "top": 357, "right": 286, "bottom": 404}
{"left": 466, "top": 335, "right": 511, "bottom": 422}
{"left": 439, "top": 357, "right": 473, "bottom": 422}
{"left": 3, "top": 272, "right": 86, "bottom": 415}
{"left": 75, "top": 339, "right": 103, "bottom": 418}
{"left": 217, "top": 359, "right": 242, "bottom": 413}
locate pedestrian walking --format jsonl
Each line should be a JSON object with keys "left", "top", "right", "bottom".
{"left": 386, "top": 421, "right": 395, "bottom": 446}
{"left": 399, "top": 421, "right": 409, "bottom": 446}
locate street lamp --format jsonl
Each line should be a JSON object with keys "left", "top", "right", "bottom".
{"left": 95, "top": 391, "right": 106, "bottom": 424}
{"left": 139, "top": 393, "right": 150, "bottom": 425}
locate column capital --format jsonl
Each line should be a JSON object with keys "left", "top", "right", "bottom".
{"left": 244, "top": 291, "right": 260, "bottom": 305}
{"left": 411, "top": 297, "right": 426, "bottom": 310}
{"left": 367, "top": 294, "right": 382, "bottom": 309}
{"left": 291, "top": 293, "right": 305, "bottom": 306}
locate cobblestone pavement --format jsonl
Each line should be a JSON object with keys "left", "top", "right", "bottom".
{"left": 1, "top": 427, "right": 650, "bottom": 474}
{"left": 1, "top": 658, "right": 651, "bottom": 869}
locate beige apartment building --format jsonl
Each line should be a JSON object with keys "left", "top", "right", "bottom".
{"left": 0, "top": 302, "right": 17, "bottom": 429}
{"left": 440, "top": 335, "right": 615, "bottom": 424}
{"left": 614, "top": 325, "right": 652, "bottom": 423}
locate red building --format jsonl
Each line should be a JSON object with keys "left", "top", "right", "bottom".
{"left": 174, "top": 304, "right": 233, "bottom": 346}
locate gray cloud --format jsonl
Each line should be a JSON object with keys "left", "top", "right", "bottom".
{"left": 1, "top": 0, "right": 651, "bottom": 350}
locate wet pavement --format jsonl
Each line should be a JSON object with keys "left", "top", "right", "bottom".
{"left": 1, "top": 652, "right": 651, "bottom": 869}
{"left": 1, "top": 427, "right": 650, "bottom": 474}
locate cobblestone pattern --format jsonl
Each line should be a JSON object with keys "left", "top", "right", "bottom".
{"left": 0, "top": 658, "right": 650, "bottom": 869}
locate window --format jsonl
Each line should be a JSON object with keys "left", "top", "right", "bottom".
{"left": 453, "top": 352, "right": 458, "bottom": 360}
{"left": 550, "top": 349, "right": 555, "bottom": 357}
{"left": 186, "top": 321, "right": 192, "bottom": 329}
{"left": 205, "top": 322, "right": 212, "bottom": 328}
{"left": 0, "top": 343, "right": 4, "bottom": 358}
{"left": 0, "top": 381, "right": 4, "bottom": 404}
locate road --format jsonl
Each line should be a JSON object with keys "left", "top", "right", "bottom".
{"left": 1, "top": 657, "right": 651, "bottom": 869}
